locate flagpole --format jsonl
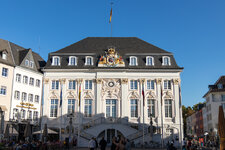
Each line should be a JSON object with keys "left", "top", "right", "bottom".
{"left": 142, "top": 82, "right": 145, "bottom": 148}
{"left": 60, "top": 82, "right": 63, "bottom": 142}
{"left": 110, "top": 2, "right": 113, "bottom": 37}
{"left": 161, "top": 82, "right": 164, "bottom": 148}
{"left": 77, "top": 81, "right": 81, "bottom": 147}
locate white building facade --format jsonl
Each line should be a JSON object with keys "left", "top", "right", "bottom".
{"left": 42, "top": 37, "right": 183, "bottom": 148}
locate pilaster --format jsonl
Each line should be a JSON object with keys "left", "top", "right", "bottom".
{"left": 121, "top": 78, "right": 128, "bottom": 117}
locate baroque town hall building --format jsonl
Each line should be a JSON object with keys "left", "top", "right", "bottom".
{"left": 42, "top": 37, "right": 183, "bottom": 147}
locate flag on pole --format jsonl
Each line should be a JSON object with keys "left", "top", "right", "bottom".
{"left": 142, "top": 83, "right": 145, "bottom": 106}
{"left": 60, "top": 84, "right": 62, "bottom": 107}
{"left": 161, "top": 82, "right": 163, "bottom": 106}
{"left": 109, "top": 8, "right": 112, "bottom": 23}
{"left": 78, "top": 83, "right": 81, "bottom": 107}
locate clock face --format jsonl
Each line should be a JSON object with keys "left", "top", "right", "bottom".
{"left": 108, "top": 81, "right": 115, "bottom": 87}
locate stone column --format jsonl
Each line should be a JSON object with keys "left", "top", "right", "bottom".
{"left": 121, "top": 79, "right": 128, "bottom": 118}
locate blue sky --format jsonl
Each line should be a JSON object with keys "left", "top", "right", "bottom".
{"left": 1, "top": 0, "right": 225, "bottom": 107}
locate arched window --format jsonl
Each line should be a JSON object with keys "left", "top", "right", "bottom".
{"left": 85, "top": 56, "right": 93, "bottom": 66}
{"left": 130, "top": 99, "right": 138, "bottom": 118}
{"left": 129, "top": 56, "right": 137, "bottom": 66}
{"left": 147, "top": 99, "right": 155, "bottom": 117}
{"left": 162, "top": 56, "right": 170, "bottom": 66}
{"left": 146, "top": 56, "right": 154, "bottom": 66}
{"left": 69, "top": 56, "right": 77, "bottom": 66}
{"left": 52, "top": 56, "right": 60, "bottom": 66}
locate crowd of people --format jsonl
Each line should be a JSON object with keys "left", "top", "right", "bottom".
{"left": 88, "top": 136, "right": 131, "bottom": 150}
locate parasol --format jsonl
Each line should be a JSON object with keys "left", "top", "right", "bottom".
{"left": 218, "top": 105, "right": 225, "bottom": 150}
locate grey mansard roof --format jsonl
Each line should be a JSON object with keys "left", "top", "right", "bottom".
{"left": 0, "top": 38, "right": 46, "bottom": 72}
{"left": 44, "top": 37, "right": 183, "bottom": 70}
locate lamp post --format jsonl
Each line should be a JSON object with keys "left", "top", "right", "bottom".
{"left": 67, "top": 113, "right": 74, "bottom": 143}
{"left": 150, "top": 113, "right": 153, "bottom": 142}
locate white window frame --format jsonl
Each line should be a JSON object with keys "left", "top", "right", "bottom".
{"left": 164, "top": 80, "right": 172, "bottom": 90}
{"left": 2, "top": 51, "right": 7, "bottom": 60}
{"left": 129, "top": 56, "right": 138, "bottom": 66}
{"left": 50, "top": 99, "right": 58, "bottom": 117}
{"left": 30, "top": 61, "right": 34, "bottom": 68}
{"left": 52, "top": 56, "right": 60, "bottom": 66}
{"left": 0, "top": 86, "right": 6, "bottom": 95}
{"left": 36, "top": 79, "right": 40, "bottom": 87}
{"left": 69, "top": 56, "right": 77, "bottom": 66}
{"left": 2, "top": 67, "right": 8, "bottom": 77}
{"left": 33, "top": 111, "right": 38, "bottom": 121}
{"left": 147, "top": 99, "right": 155, "bottom": 117}
{"left": 52, "top": 80, "right": 59, "bottom": 90}
{"left": 146, "top": 56, "right": 154, "bottom": 66}
{"left": 68, "top": 80, "right": 76, "bottom": 90}
{"left": 22, "top": 92, "right": 27, "bottom": 101}
{"left": 130, "top": 99, "right": 138, "bottom": 118}
{"left": 130, "top": 80, "right": 138, "bottom": 90}
{"left": 147, "top": 80, "right": 155, "bottom": 90}
{"left": 106, "top": 99, "right": 117, "bottom": 118}
{"left": 162, "top": 56, "right": 171, "bottom": 66}
{"left": 84, "top": 99, "right": 92, "bottom": 117}
{"left": 27, "top": 110, "right": 32, "bottom": 120}
{"left": 85, "top": 80, "right": 92, "bottom": 90}
{"left": 68, "top": 99, "right": 76, "bottom": 114}
{"left": 29, "top": 77, "right": 34, "bottom": 86}
{"left": 35, "top": 95, "right": 40, "bottom": 103}
{"left": 21, "top": 109, "right": 26, "bottom": 119}
{"left": 16, "top": 74, "right": 21, "bottom": 82}
{"left": 28, "top": 94, "right": 33, "bottom": 102}
{"left": 85, "top": 56, "right": 93, "bottom": 66}
{"left": 165, "top": 99, "right": 173, "bottom": 118}
{"left": 14, "top": 91, "right": 20, "bottom": 100}
{"left": 25, "top": 59, "right": 29, "bottom": 67}
{"left": 23, "top": 76, "right": 28, "bottom": 84}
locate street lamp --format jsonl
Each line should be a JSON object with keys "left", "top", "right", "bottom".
{"left": 67, "top": 113, "right": 74, "bottom": 142}
{"left": 149, "top": 113, "right": 153, "bottom": 142}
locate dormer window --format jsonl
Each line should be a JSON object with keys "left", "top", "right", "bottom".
{"left": 218, "top": 84, "right": 223, "bottom": 89}
{"left": 146, "top": 56, "right": 154, "bottom": 66}
{"left": 25, "top": 59, "right": 29, "bottom": 67}
{"left": 129, "top": 56, "right": 137, "bottom": 66}
{"left": 69, "top": 56, "right": 77, "bottom": 66}
{"left": 30, "top": 61, "right": 34, "bottom": 68}
{"left": 162, "top": 56, "right": 171, "bottom": 66}
{"left": 85, "top": 56, "right": 93, "bottom": 66}
{"left": 52, "top": 56, "right": 60, "bottom": 66}
{"left": 2, "top": 51, "right": 7, "bottom": 60}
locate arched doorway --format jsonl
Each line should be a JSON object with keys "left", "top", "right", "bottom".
{"left": 97, "top": 129, "right": 124, "bottom": 145}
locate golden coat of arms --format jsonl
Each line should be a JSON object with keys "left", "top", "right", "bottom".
{"left": 98, "top": 48, "right": 125, "bottom": 67}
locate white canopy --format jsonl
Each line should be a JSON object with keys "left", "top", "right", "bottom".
{"left": 33, "top": 129, "right": 58, "bottom": 135}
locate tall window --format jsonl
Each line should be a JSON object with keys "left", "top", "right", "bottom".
{"left": 85, "top": 56, "right": 93, "bottom": 65}
{"left": 165, "top": 99, "right": 172, "bottom": 118}
{"left": 16, "top": 74, "right": 21, "bottom": 82}
{"left": 2, "top": 52, "right": 7, "bottom": 60}
{"left": 28, "top": 94, "right": 33, "bottom": 102}
{"left": 14, "top": 91, "right": 20, "bottom": 100}
{"left": 36, "top": 79, "right": 40, "bottom": 87}
{"left": 68, "top": 99, "right": 75, "bottom": 114}
{"left": 222, "top": 95, "right": 225, "bottom": 101}
{"left": 164, "top": 80, "right": 171, "bottom": 90}
{"left": 52, "top": 80, "right": 59, "bottom": 90}
{"left": 27, "top": 110, "right": 32, "bottom": 120}
{"left": 147, "top": 99, "right": 155, "bottom": 117}
{"left": 129, "top": 56, "right": 137, "bottom": 66}
{"left": 21, "top": 109, "right": 26, "bottom": 119}
{"left": 130, "top": 99, "right": 138, "bottom": 118}
{"left": 69, "top": 80, "right": 76, "bottom": 89}
{"left": 106, "top": 99, "right": 117, "bottom": 118}
{"left": 84, "top": 99, "right": 92, "bottom": 117}
{"left": 29, "top": 78, "right": 34, "bottom": 86}
{"left": 2, "top": 68, "right": 8, "bottom": 77}
{"left": 147, "top": 80, "right": 155, "bottom": 90}
{"left": 25, "top": 59, "right": 29, "bottom": 66}
{"left": 52, "top": 56, "right": 60, "bottom": 66}
{"left": 13, "top": 109, "right": 18, "bottom": 119}
{"left": 35, "top": 95, "right": 40, "bottom": 103}
{"left": 146, "top": 56, "right": 154, "bottom": 66}
{"left": 85, "top": 80, "right": 92, "bottom": 90}
{"left": 222, "top": 103, "right": 225, "bottom": 109}
{"left": 23, "top": 76, "right": 28, "bottom": 84}
{"left": 69, "top": 56, "right": 77, "bottom": 66}
{"left": 130, "top": 80, "right": 138, "bottom": 90}
{"left": 50, "top": 99, "right": 58, "bottom": 117}
{"left": 33, "top": 111, "right": 38, "bottom": 121}
{"left": 22, "top": 92, "right": 27, "bottom": 101}
{"left": 162, "top": 56, "right": 170, "bottom": 66}
{"left": 0, "top": 86, "right": 6, "bottom": 95}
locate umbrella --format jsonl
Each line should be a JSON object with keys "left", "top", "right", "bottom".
{"left": 33, "top": 128, "right": 57, "bottom": 134}
{"left": 218, "top": 105, "right": 225, "bottom": 150}
{"left": 24, "top": 121, "right": 31, "bottom": 139}
{"left": 42, "top": 124, "right": 48, "bottom": 142}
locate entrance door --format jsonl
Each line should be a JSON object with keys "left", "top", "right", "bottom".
{"left": 106, "top": 99, "right": 117, "bottom": 118}
{"left": 107, "top": 129, "right": 115, "bottom": 144}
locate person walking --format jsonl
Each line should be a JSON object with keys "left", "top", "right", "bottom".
{"left": 99, "top": 137, "right": 107, "bottom": 150}
{"left": 89, "top": 137, "right": 96, "bottom": 150}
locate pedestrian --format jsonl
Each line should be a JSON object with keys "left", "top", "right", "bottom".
{"left": 125, "top": 139, "right": 131, "bottom": 150}
{"left": 182, "top": 138, "right": 186, "bottom": 150}
{"left": 89, "top": 137, "right": 96, "bottom": 150}
{"left": 94, "top": 137, "right": 98, "bottom": 150}
{"left": 111, "top": 136, "right": 117, "bottom": 150}
{"left": 99, "top": 137, "right": 107, "bottom": 150}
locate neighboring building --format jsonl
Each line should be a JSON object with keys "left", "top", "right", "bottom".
{"left": 0, "top": 39, "right": 46, "bottom": 139}
{"left": 42, "top": 37, "right": 183, "bottom": 147}
{"left": 202, "top": 107, "right": 207, "bottom": 133}
{"left": 203, "top": 76, "right": 225, "bottom": 136}
{"left": 0, "top": 39, "right": 15, "bottom": 136}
